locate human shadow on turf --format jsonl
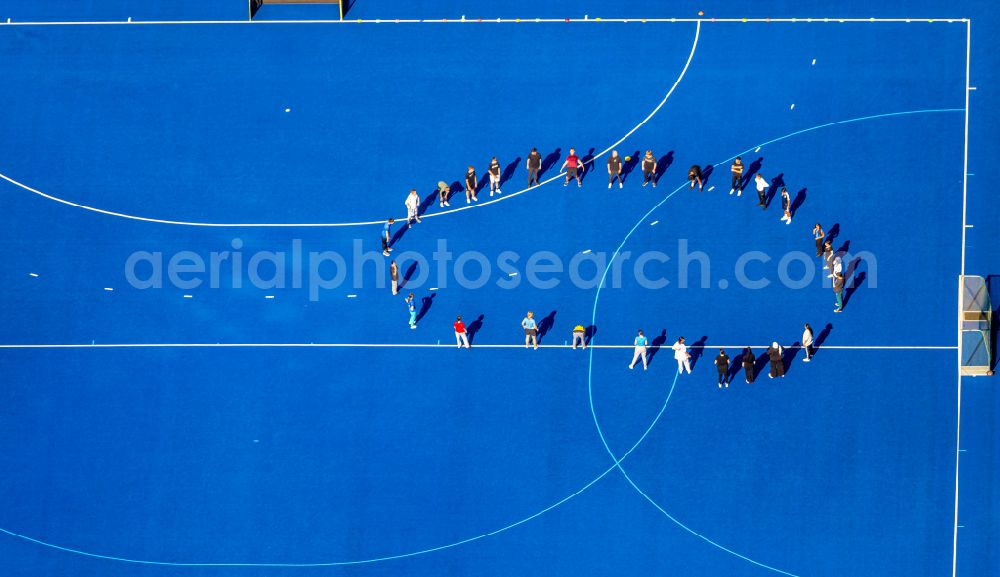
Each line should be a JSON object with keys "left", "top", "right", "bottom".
{"left": 499, "top": 157, "right": 521, "bottom": 189}
{"left": 466, "top": 314, "right": 485, "bottom": 344}
{"left": 539, "top": 148, "right": 562, "bottom": 179}
{"left": 579, "top": 148, "right": 597, "bottom": 183}
{"left": 655, "top": 151, "right": 675, "bottom": 183}
{"left": 782, "top": 341, "right": 803, "bottom": 376}
{"left": 790, "top": 188, "right": 807, "bottom": 216}
{"left": 389, "top": 222, "right": 409, "bottom": 248}
{"left": 726, "top": 351, "right": 743, "bottom": 384}
{"left": 843, "top": 271, "right": 867, "bottom": 309}
{"left": 814, "top": 323, "right": 834, "bottom": 356}
{"left": 417, "top": 188, "right": 437, "bottom": 216}
{"left": 398, "top": 262, "right": 419, "bottom": 289}
{"left": 753, "top": 349, "right": 770, "bottom": 382}
{"left": 826, "top": 223, "right": 841, "bottom": 247}
{"left": 688, "top": 336, "right": 709, "bottom": 370}
{"left": 620, "top": 150, "right": 642, "bottom": 183}
{"left": 585, "top": 324, "right": 598, "bottom": 346}
{"left": 415, "top": 293, "right": 436, "bottom": 324}
{"left": 698, "top": 165, "right": 714, "bottom": 190}
{"left": 742, "top": 156, "right": 764, "bottom": 189}
{"left": 645, "top": 329, "right": 668, "bottom": 367}
{"left": 765, "top": 173, "right": 785, "bottom": 208}
{"left": 844, "top": 256, "right": 863, "bottom": 280}
{"left": 537, "top": 310, "right": 557, "bottom": 343}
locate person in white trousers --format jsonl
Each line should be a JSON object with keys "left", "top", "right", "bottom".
{"left": 802, "top": 323, "right": 814, "bottom": 362}
{"left": 454, "top": 315, "right": 470, "bottom": 349}
{"left": 629, "top": 329, "right": 649, "bottom": 370}
{"left": 405, "top": 189, "right": 421, "bottom": 228}
{"left": 672, "top": 336, "right": 692, "bottom": 374}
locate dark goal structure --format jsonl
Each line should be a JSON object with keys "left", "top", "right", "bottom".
{"left": 249, "top": 0, "right": 346, "bottom": 20}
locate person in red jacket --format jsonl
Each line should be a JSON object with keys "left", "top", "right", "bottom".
{"left": 454, "top": 315, "right": 470, "bottom": 348}
{"left": 561, "top": 148, "right": 584, "bottom": 187}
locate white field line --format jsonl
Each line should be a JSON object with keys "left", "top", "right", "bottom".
{"left": 0, "top": 343, "right": 958, "bottom": 350}
{"left": 0, "top": 18, "right": 970, "bottom": 26}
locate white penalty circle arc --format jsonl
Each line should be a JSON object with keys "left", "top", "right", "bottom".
{"left": 0, "top": 107, "right": 962, "bottom": 569}
{"left": 586, "top": 106, "right": 963, "bottom": 576}
{"left": 0, "top": 21, "right": 701, "bottom": 228}
{"left": 0, "top": 22, "right": 705, "bottom": 568}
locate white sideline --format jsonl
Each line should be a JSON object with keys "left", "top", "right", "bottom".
{"left": 0, "top": 18, "right": 970, "bottom": 26}
{"left": 0, "top": 343, "right": 958, "bottom": 350}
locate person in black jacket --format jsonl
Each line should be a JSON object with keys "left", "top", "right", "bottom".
{"left": 767, "top": 342, "right": 785, "bottom": 378}
{"left": 742, "top": 347, "right": 756, "bottom": 383}
{"left": 688, "top": 164, "right": 703, "bottom": 191}
{"left": 714, "top": 349, "right": 730, "bottom": 388}
{"left": 641, "top": 150, "right": 657, "bottom": 187}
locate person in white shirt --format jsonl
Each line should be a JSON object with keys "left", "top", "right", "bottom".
{"left": 672, "top": 336, "right": 692, "bottom": 374}
{"left": 755, "top": 174, "right": 769, "bottom": 208}
{"left": 802, "top": 323, "right": 815, "bottom": 362}
{"left": 404, "top": 189, "right": 421, "bottom": 228}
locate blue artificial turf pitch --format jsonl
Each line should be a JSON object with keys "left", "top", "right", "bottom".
{"left": 0, "top": 2, "right": 996, "bottom": 576}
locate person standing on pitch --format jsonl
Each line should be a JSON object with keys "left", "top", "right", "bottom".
{"left": 527, "top": 147, "right": 542, "bottom": 187}
{"left": 672, "top": 336, "right": 692, "bottom": 374}
{"left": 688, "top": 164, "right": 703, "bottom": 191}
{"left": 382, "top": 218, "right": 394, "bottom": 256}
{"left": 802, "top": 323, "right": 815, "bottom": 362}
{"left": 629, "top": 329, "right": 649, "bottom": 370}
{"left": 822, "top": 240, "right": 834, "bottom": 272}
{"left": 607, "top": 150, "right": 624, "bottom": 189}
{"left": 755, "top": 174, "right": 769, "bottom": 207}
{"left": 833, "top": 271, "right": 845, "bottom": 313}
{"left": 641, "top": 150, "right": 657, "bottom": 187}
{"left": 828, "top": 252, "right": 843, "bottom": 279}
{"left": 454, "top": 315, "right": 470, "bottom": 349}
{"left": 405, "top": 189, "right": 421, "bottom": 228}
{"left": 437, "top": 181, "right": 451, "bottom": 207}
{"left": 465, "top": 166, "right": 478, "bottom": 203}
{"left": 406, "top": 293, "right": 417, "bottom": 329}
{"left": 730, "top": 156, "right": 744, "bottom": 196}
{"left": 561, "top": 148, "right": 584, "bottom": 187}
{"left": 714, "top": 348, "right": 730, "bottom": 388}
{"left": 742, "top": 347, "right": 756, "bottom": 383}
{"left": 572, "top": 324, "right": 587, "bottom": 350}
{"left": 813, "top": 223, "right": 825, "bottom": 257}
{"left": 488, "top": 156, "right": 502, "bottom": 196}
{"left": 390, "top": 260, "right": 399, "bottom": 295}
{"left": 779, "top": 187, "right": 792, "bottom": 224}
{"left": 767, "top": 342, "right": 785, "bottom": 378}
{"left": 522, "top": 311, "right": 538, "bottom": 349}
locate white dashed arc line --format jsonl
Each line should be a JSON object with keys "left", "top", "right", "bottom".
{"left": 0, "top": 107, "right": 961, "bottom": 568}
{"left": 0, "top": 41, "right": 964, "bottom": 572}
{"left": 0, "top": 22, "right": 704, "bottom": 568}
{"left": 586, "top": 106, "right": 962, "bottom": 577}
{"left": 0, "top": 21, "right": 701, "bottom": 228}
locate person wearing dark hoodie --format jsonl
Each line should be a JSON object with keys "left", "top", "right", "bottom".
{"left": 714, "top": 348, "right": 730, "bottom": 388}
{"left": 767, "top": 342, "right": 785, "bottom": 378}
{"left": 742, "top": 347, "right": 756, "bottom": 383}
